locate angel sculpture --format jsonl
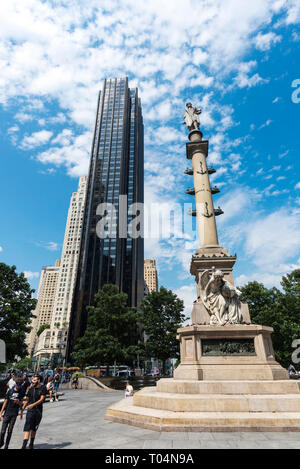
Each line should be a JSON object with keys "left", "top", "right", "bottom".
{"left": 183, "top": 102, "right": 202, "bottom": 131}
{"left": 199, "top": 267, "right": 243, "bottom": 326}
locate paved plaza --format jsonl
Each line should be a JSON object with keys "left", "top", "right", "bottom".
{"left": 3, "top": 389, "right": 300, "bottom": 449}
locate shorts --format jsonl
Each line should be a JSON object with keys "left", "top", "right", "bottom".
{"left": 53, "top": 382, "right": 59, "bottom": 392}
{"left": 23, "top": 410, "right": 42, "bottom": 432}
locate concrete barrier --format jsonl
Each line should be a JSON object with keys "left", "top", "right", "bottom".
{"left": 64, "top": 376, "right": 118, "bottom": 392}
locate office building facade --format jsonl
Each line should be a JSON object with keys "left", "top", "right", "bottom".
{"left": 27, "top": 260, "right": 61, "bottom": 356}
{"left": 144, "top": 259, "right": 158, "bottom": 294}
{"left": 28, "top": 177, "right": 87, "bottom": 365}
{"left": 68, "top": 77, "right": 144, "bottom": 354}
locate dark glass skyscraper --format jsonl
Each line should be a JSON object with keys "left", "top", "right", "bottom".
{"left": 67, "top": 77, "right": 144, "bottom": 354}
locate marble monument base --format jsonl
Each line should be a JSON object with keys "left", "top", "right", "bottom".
{"left": 105, "top": 324, "right": 300, "bottom": 431}
{"left": 105, "top": 381, "right": 300, "bottom": 432}
{"left": 173, "top": 324, "right": 287, "bottom": 381}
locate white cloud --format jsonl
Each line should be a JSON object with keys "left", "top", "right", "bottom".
{"left": 295, "top": 182, "right": 300, "bottom": 189}
{"left": 174, "top": 284, "right": 196, "bottom": 322}
{"left": 259, "top": 119, "right": 273, "bottom": 130}
{"left": 46, "top": 242, "right": 59, "bottom": 251}
{"left": 279, "top": 149, "right": 289, "bottom": 158}
{"left": 244, "top": 208, "right": 300, "bottom": 269}
{"left": 254, "top": 32, "right": 282, "bottom": 51}
{"left": 217, "top": 186, "right": 261, "bottom": 225}
{"left": 14, "top": 112, "right": 33, "bottom": 123}
{"left": 0, "top": 246, "right": 3, "bottom": 252}
{"left": 52, "top": 129, "right": 73, "bottom": 146}
{"left": 20, "top": 130, "right": 53, "bottom": 149}
{"left": 24, "top": 271, "right": 40, "bottom": 279}
{"left": 0, "top": 0, "right": 294, "bottom": 175}
{"left": 0, "top": 1, "right": 292, "bottom": 115}
{"left": 233, "top": 61, "right": 269, "bottom": 88}
{"left": 285, "top": 0, "right": 300, "bottom": 24}
{"left": 236, "top": 272, "right": 283, "bottom": 288}
{"left": 36, "top": 241, "right": 59, "bottom": 251}
{"left": 37, "top": 131, "right": 92, "bottom": 177}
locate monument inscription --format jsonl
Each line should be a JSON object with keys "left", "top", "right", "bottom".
{"left": 201, "top": 338, "right": 256, "bottom": 356}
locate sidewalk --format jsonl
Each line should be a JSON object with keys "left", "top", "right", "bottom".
{"left": 4, "top": 389, "right": 300, "bottom": 449}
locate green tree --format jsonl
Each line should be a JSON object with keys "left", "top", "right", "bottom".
{"left": 280, "top": 269, "right": 300, "bottom": 322}
{"left": 36, "top": 323, "right": 50, "bottom": 337}
{"left": 0, "top": 263, "right": 36, "bottom": 362}
{"left": 239, "top": 273, "right": 300, "bottom": 368}
{"left": 140, "top": 286, "right": 185, "bottom": 374}
{"left": 14, "top": 357, "right": 34, "bottom": 370}
{"left": 71, "top": 284, "right": 143, "bottom": 368}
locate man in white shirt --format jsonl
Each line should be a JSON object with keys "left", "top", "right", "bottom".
{"left": 7, "top": 373, "right": 16, "bottom": 390}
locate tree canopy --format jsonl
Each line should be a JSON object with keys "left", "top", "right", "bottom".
{"left": 0, "top": 263, "right": 36, "bottom": 362}
{"left": 239, "top": 269, "right": 300, "bottom": 368}
{"left": 71, "top": 284, "right": 143, "bottom": 367}
{"left": 37, "top": 323, "right": 50, "bottom": 337}
{"left": 140, "top": 286, "right": 186, "bottom": 373}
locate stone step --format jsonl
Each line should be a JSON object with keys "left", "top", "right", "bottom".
{"left": 134, "top": 390, "right": 300, "bottom": 413}
{"left": 156, "top": 379, "right": 300, "bottom": 395}
{"left": 105, "top": 398, "right": 300, "bottom": 432}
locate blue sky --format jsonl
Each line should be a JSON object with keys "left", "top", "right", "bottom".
{"left": 0, "top": 0, "right": 299, "bottom": 315}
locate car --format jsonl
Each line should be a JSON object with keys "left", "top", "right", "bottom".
{"left": 116, "top": 370, "right": 135, "bottom": 378}
{"left": 146, "top": 368, "right": 160, "bottom": 376}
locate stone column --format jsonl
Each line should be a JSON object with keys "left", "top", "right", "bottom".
{"left": 189, "top": 131, "right": 219, "bottom": 249}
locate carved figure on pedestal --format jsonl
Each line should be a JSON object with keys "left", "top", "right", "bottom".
{"left": 183, "top": 102, "right": 202, "bottom": 131}
{"left": 199, "top": 267, "right": 243, "bottom": 325}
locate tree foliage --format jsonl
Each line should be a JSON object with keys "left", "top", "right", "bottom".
{"left": 239, "top": 269, "right": 300, "bottom": 368}
{"left": 71, "top": 284, "right": 143, "bottom": 367}
{"left": 0, "top": 263, "right": 36, "bottom": 361}
{"left": 37, "top": 323, "right": 50, "bottom": 337}
{"left": 140, "top": 286, "right": 186, "bottom": 373}
{"left": 14, "top": 357, "right": 34, "bottom": 370}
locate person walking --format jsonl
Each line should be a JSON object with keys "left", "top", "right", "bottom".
{"left": 53, "top": 372, "right": 60, "bottom": 401}
{"left": 72, "top": 373, "right": 79, "bottom": 390}
{"left": 43, "top": 371, "right": 50, "bottom": 386}
{"left": 46, "top": 378, "right": 55, "bottom": 402}
{"left": 20, "top": 375, "right": 47, "bottom": 450}
{"left": 21, "top": 373, "right": 30, "bottom": 396}
{"left": 124, "top": 381, "right": 134, "bottom": 397}
{"left": 0, "top": 379, "right": 23, "bottom": 449}
{"left": 7, "top": 373, "right": 16, "bottom": 390}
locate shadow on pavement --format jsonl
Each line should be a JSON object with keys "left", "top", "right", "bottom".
{"left": 33, "top": 442, "right": 72, "bottom": 449}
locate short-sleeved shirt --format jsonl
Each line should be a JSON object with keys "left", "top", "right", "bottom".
{"left": 26, "top": 385, "right": 47, "bottom": 414}
{"left": 4, "top": 388, "right": 22, "bottom": 417}
{"left": 7, "top": 378, "right": 16, "bottom": 389}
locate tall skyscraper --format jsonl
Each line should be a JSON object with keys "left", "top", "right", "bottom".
{"left": 28, "top": 177, "right": 87, "bottom": 364}
{"left": 68, "top": 77, "right": 144, "bottom": 354}
{"left": 144, "top": 259, "right": 158, "bottom": 293}
{"left": 50, "top": 176, "right": 87, "bottom": 331}
{"left": 27, "top": 260, "right": 61, "bottom": 356}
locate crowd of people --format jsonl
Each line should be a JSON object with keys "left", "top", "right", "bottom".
{"left": 0, "top": 369, "right": 134, "bottom": 449}
{"left": 0, "top": 369, "right": 64, "bottom": 450}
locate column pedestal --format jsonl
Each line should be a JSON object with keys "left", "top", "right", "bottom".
{"left": 174, "top": 324, "right": 288, "bottom": 381}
